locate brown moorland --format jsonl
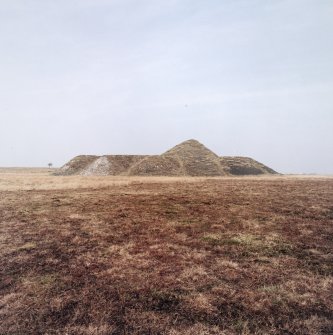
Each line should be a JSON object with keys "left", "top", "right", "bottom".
{"left": 0, "top": 169, "right": 332, "bottom": 334}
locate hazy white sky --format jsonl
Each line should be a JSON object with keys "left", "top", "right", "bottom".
{"left": 1, "top": 0, "right": 332, "bottom": 173}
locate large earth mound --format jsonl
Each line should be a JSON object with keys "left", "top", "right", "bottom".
{"left": 57, "top": 139, "right": 277, "bottom": 176}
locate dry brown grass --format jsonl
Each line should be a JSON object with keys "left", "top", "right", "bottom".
{"left": 0, "top": 169, "right": 332, "bottom": 334}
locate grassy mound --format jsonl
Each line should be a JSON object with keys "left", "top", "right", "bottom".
{"left": 57, "top": 140, "right": 277, "bottom": 176}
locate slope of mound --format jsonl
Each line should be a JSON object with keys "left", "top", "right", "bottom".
{"left": 106, "top": 155, "right": 149, "bottom": 175}
{"left": 55, "top": 155, "right": 98, "bottom": 175}
{"left": 220, "top": 156, "right": 277, "bottom": 175}
{"left": 80, "top": 156, "right": 111, "bottom": 176}
{"left": 128, "top": 155, "right": 183, "bottom": 176}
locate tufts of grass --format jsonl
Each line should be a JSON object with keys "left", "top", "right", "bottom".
{"left": 17, "top": 242, "right": 36, "bottom": 251}
{"left": 202, "top": 233, "right": 293, "bottom": 257}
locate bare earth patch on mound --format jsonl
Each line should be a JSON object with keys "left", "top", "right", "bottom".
{"left": 80, "top": 156, "right": 111, "bottom": 176}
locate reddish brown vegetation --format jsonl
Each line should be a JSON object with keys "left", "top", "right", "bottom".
{"left": 0, "top": 176, "right": 332, "bottom": 334}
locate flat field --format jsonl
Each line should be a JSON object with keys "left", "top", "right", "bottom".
{"left": 0, "top": 169, "right": 332, "bottom": 335}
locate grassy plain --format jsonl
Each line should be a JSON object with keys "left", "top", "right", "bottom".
{"left": 0, "top": 169, "right": 332, "bottom": 334}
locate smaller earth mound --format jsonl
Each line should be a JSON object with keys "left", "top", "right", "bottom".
{"left": 56, "top": 155, "right": 148, "bottom": 176}
{"left": 54, "top": 155, "right": 98, "bottom": 175}
{"left": 220, "top": 157, "right": 277, "bottom": 175}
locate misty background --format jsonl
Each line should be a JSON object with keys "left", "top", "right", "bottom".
{"left": 1, "top": 0, "right": 332, "bottom": 174}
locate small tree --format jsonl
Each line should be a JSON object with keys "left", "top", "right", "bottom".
{"left": 48, "top": 162, "right": 53, "bottom": 168}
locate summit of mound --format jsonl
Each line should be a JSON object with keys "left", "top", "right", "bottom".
{"left": 128, "top": 139, "right": 224, "bottom": 176}
{"left": 163, "top": 139, "right": 224, "bottom": 176}
{"left": 163, "top": 139, "right": 218, "bottom": 157}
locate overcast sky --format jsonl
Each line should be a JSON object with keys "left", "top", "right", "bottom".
{"left": 1, "top": 0, "right": 332, "bottom": 174}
